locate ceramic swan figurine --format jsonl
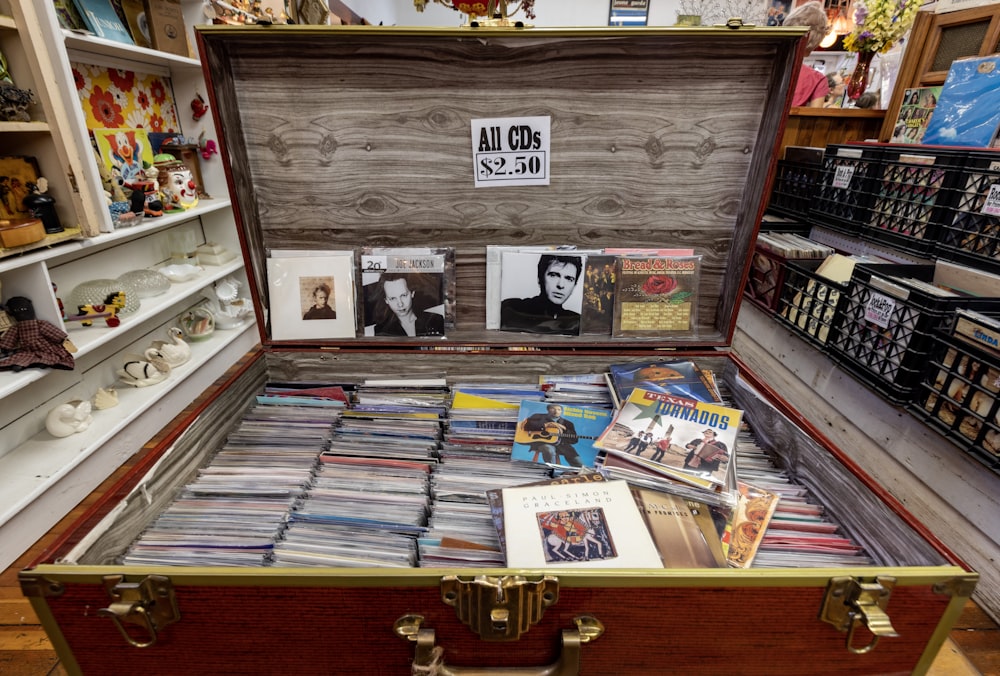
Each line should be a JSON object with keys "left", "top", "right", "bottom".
{"left": 142, "top": 348, "right": 174, "bottom": 376}
{"left": 117, "top": 359, "right": 169, "bottom": 387}
{"left": 45, "top": 400, "right": 93, "bottom": 438}
{"left": 147, "top": 327, "right": 191, "bottom": 367}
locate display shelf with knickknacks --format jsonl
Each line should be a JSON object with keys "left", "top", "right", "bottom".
{"left": 0, "top": 0, "right": 252, "bottom": 574}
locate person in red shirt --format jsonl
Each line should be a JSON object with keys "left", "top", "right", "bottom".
{"left": 783, "top": 2, "right": 831, "bottom": 108}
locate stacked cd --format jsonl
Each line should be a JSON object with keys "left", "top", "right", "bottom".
{"left": 418, "top": 458, "right": 550, "bottom": 567}
{"left": 122, "top": 402, "right": 339, "bottom": 566}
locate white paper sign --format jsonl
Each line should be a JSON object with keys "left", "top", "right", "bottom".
{"left": 981, "top": 183, "right": 1000, "bottom": 217}
{"left": 864, "top": 292, "right": 896, "bottom": 329}
{"left": 472, "top": 116, "right": 550, "bottom": 188}
{"left": 832, "top": 164, "right": 856, "bottom": 190}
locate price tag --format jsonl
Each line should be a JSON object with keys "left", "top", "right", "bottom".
{"left": 864, "top": 292, "right": 895, "bottom": 329}
{"left": 832, "top": 164, "right": 856, "bottom": 190}
{"left": 472, "top": 116, "right": 550, "bottom": 188}
{"left": 981, "top": 183, "right": 1000, "bottom": 217}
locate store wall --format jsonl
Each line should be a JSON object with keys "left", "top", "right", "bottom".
{"left": 351, "top": 0, "right": 689, "bottom": 27}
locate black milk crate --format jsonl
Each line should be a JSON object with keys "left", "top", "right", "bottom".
{"left": 774, "top": 259, "right": 850, "bottom": 349}
{"left": 909, "top": 316, "right": 1000, "bottom": 475}
{"left": 807, "top": 143, "right": 884, "bottom": 236}
{"left": 767, "top": 159, "right": 824, "bottom": 220}
{"left": 934, "top": 149, "right": 1000, "bottom": 275}
{"left": 743, "top": 222, "right": 816, "bottom": 315}
{"left": 826, "top": 263, "right": 1000, "bottom": 405}
{"left": 861, "top": 146, "right": 965, "bottom": 258}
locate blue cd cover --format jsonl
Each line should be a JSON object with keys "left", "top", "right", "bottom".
{"left": 608, "top": 360, "right": 717, "bottom": 403}
{"left": 921, "top": 55, "right": 1000, "bottom": 148}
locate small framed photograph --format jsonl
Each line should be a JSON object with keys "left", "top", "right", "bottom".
{"left": 0, "top": 155, "right": 41, "bottom": 219}
{"left": 266, "top": 251, "right": 357, "bottom": 340}
{"left": 766, "top": 0, "right": 790, "bottom": 25}
{"left": 609, "top": 0, "right": 649, "bottom": 26}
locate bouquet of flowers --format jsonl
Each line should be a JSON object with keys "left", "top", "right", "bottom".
{"left": 843, "top": 0, "right": 922, "bottom": 53}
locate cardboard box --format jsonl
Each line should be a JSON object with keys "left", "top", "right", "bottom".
{"left": 144, "top": 0, "right": 189, "bottom": 57}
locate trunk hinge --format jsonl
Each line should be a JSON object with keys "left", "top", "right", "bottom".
{"left": 933, "top": 575, "right": 978, "bottom": 599}
{"left": 820, "top": 576, "right": 899, "bottom": 655}
{"left": 99, "top": 574, "right": 180, "bottom": 648}
{"left": 18, "top": 574, "right": 65, "bottom": 598}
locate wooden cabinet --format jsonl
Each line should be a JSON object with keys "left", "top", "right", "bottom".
{"left": 0, "top": 0, "right": 257, "bottom": 572}
{"left": 780, "top": 107, "right": 885, "bottom": 158}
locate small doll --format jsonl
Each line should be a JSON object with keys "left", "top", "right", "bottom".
{"left": 0, "top": 296, "right": 75, "bottom": 372}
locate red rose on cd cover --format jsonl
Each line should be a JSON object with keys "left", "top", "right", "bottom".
{"left": 642, "top": 275, "right": 677, "bottom": 296}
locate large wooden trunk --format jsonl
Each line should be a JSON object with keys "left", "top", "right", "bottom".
{"left": 20, "top": 25, "right": 976, "bottom": 675}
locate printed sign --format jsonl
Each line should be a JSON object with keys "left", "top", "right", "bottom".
{"left": 981, "top": 183, "right": 1000, "bottom": 217}
{"left": 864, "top": 292, "right": 896, "bottom": 329}
{"left": 472, "top": 116, "right": 550, "bottom": 188}
{"left": 832, "top": 164, "right": 856, "bottom": 190}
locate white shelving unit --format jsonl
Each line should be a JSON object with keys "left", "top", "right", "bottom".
{"left": 0, "top": 1, "right": 257, "bottom": 571}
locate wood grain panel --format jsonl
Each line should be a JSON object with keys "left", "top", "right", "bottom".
{"left": 200, "top": 28, "right": 801, "bottom": 346}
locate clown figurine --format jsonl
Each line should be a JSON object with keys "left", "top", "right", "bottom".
{"left": 155, "top": 155, "right": 199, "bottom": 211}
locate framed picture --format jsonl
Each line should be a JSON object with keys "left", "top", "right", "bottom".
{"left": 609, "top": 0, "right": 649, "bottom": 26}
{"left": 266, "top": 251, "right": 358, "bottom": 340}
{"left": 92, "top": 128, "right": 155, "bottom": 186}
{"left": 0, "top": 155, "right": 41, "bottom": 220}
{"left": 766, "top": 0, "right": 791, "bottom": 25}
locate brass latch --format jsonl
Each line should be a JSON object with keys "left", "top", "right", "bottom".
{"left": 395, "top": 614, "right": 603, "bottom": 675}
{"left": 820, "top": 576, "right": 899, "bottom": 654}
{"left": 439, "top": 574, "right": 559, "bottom": 641}
{"left": 98, "top": 575, "right": 180, "bottom": 648}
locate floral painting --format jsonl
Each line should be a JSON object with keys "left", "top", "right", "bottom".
{"left": 71, "top": 62, "right": 180, "bottom": 133}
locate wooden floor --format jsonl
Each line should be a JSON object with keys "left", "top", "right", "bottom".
{"left": 1, "top": 380, "right": 998, "bottom": 675}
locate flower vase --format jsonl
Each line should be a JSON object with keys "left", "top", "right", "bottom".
{"left": 847, "top": 51, "right": 875, "bottom": 100}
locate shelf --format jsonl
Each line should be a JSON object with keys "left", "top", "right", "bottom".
{"left": 0, "top": 0, "right": 254, "bottom": 574}
{"left": 0, "top": 368, "right": 44, "bottom": 401}
{"left": 0, "top": 120, "right": 50, "bottom": 133}
{"left": 0, "top": 228, "right": 85, "bottom": 268}
{"left": 0, "top": 199, "right": 231, "bottom": 273}
{"left": 0, "top": 321, "right": 256, "bottom": 528}
{"left": 63, "top": 29, "right": 201, "bottom": 70}
{"left": 0, "top": 257, "right": 243, "bottom": 399}
{"left": 78, "top": 198, "right": 234, "bottom": 252}
{"left": 65, "top": 257, "right": 245, "bottom": 358}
